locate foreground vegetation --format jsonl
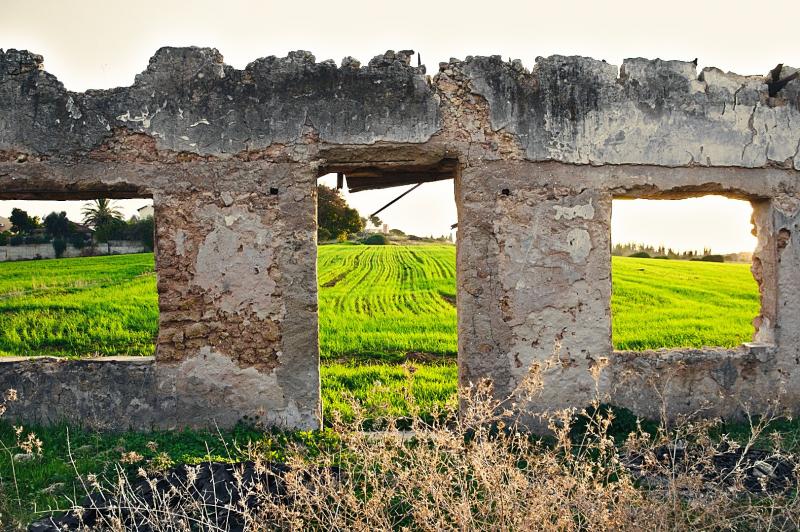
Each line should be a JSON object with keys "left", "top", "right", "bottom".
{"left": 3, "top": 386, "right": 800, "bottom": 529}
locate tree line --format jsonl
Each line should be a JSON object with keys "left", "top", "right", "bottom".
{"left": 317, "top": 185, "right": 383, "bottom": 242}
{"left": 611, "top": 242, "right": 742, "bottom": 263}
{"left": 0, "top": 199, "right": 153, "bottom": 258}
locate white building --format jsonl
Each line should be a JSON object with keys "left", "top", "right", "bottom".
{"left": 137, "top": 205, "right": 155, "bottom": 219}
{"left": 0, "top": 216, "right": 10, "bottom": 232}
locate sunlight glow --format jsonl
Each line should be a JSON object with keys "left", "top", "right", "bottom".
{"left": 611, "top": 196, "right": 755, "bottom": 255}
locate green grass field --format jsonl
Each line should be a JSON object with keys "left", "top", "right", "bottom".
{"left": 0, "top": 254, "right": 158, "bottom": 357}
{"left": 318, "top": 244, "right": 457, "bottom": 360}
{"left": 0, "top": 247, "right": 759, "bottom": 359}
{"left": 0, "top": 247, "right": 760, "bottom": 422}
{"left": 611, "top": 256, "right": 759, "bottom": 350}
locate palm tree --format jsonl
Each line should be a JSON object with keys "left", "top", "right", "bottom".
{"left": 81, "top": 199, "right": 123, "bottom": 229}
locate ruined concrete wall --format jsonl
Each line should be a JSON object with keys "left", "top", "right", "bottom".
{"left": 457, "top": 163, "right": 612, "bottom": 422}
{"left": 0, "top": 357, "right": 158, "bottom": 429}
{"left": 153, "top": 163, "right": 320, "bottom": 429}
{"left": 452, "top": 56, "right": 800, "bottom": 169}
{"left": 0, "top": 48, "right": 438, "bottom": 158}
{"left": 456, "top": 161, "right": 800, "bottom": 423}
{"left": 1, "top": 46, "right": 799, "bottom": 430}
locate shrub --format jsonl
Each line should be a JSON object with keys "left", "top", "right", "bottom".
{"left": 23, "top": 235, "right": 49, "bottom": 245}
{"left": 336, "top": 231, "right": 349, "bottom": 243}
{"left": 389, "top": 228, "right": 406, "bottom": 236}
{"left": 317, "top": 227, "right": 332, "bottom": 242}
{"left": 8, "top": 235, "right": 23, "bottom": 246}
{"left": 52, "top": 239, "right": 67, "bottom": 259}
{"left": 0, "top": 231, "right": 9, "bottom": 246}
{"left": 629, "top": 251, "right": 650, "bottom": 258}
{"left": 701, "top": 254, "right": 725, "bottom": 262}
{"left": 362, "top": 234, "right": 388, "bottom": 245}
{"left": 70, "top": 233, "right": 87, "bottom": 249}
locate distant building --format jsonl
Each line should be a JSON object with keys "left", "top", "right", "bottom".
{"left": 69, "top": 222, "right": 94, "bottom": 238}
{"left": 137, "top": 205, "right": 155, "bottom": 219}
{"left": 0, "top": 216, "right": 10, "bottom": 232}
{"left": 364, "top": 223, "right": 389, "bottom": 235}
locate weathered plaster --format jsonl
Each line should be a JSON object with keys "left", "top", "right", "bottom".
{"left": 1, "top": 47, "right": 799, "bottom": 430}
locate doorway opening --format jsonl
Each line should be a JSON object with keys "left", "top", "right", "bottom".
{"left": 315, "top": 172, "right": 458, "bottom": 425}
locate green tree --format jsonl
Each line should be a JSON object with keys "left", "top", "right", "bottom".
{"left": 93, "top": 218, "right": 126, "bottom": 243}
{"left": 127, "top": 216, "right": 155, "bottom": 251}
{"left": 317, "top": 185, "right": 364, "bottom": 241}
{"left": 9, "top": 208, "right": 38, "bottom": 235}
{"left": 81, "top": 199, "right": 123, "bottom": 229}
{"left": 52, "top": 238, "right": 67, "bottom": 258}
{"left": 43, "top": 211, "right": 71, "bottom": 240}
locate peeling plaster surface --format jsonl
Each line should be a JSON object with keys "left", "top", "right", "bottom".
{"left": 554, "top": 200, "right": 594, "bottom": 221}
{"left": 1, "top": 47, "right": 800, "bottom": 430}
{"left": 194, "top": 205, "right": 279, "bottom": 319}
{"left": 458, "top": 56, "right": 800, "bottom": 169}
{"left": 157, "top": 347, "right": 317, "bottom": 430}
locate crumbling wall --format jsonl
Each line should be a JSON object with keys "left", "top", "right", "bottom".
{"left": 1, "top": 46, "right": 799, "bottom": 430}
{"left": 153, "top": 163, "right": 320, "bottom": 429}
{"left": 457, "top": 166, "right": 612, "bottom": 422}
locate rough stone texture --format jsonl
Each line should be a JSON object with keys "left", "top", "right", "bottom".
{"left": 1, "top": 47, "right": 799, "bottom": 430}
{"left": 455, "top": 56, "right": 800, "bottom": 169}
{"left": 0, "top": 358, "right": 157, "bottom": 429}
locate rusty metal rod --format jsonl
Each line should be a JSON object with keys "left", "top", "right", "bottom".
{"left": 369, "top": 182, "right": 424, "bottom": 218}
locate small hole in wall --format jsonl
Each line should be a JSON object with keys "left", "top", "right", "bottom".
{"left": 611, "top": 195, "right": 760, "bottom": 351}
{"left": 777, "top": 228, "right": 791, "bottom": 252}
{"left": 269, "top": 187, "right": 279, "bottom": 195}
{"left": 501, "top": 188, "right": 511, "bottom": 196}
{"left": 0, "top": 197, "right": 158, "bottom": 358}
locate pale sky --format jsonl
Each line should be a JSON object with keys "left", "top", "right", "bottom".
{"left": 612, "top": 196, "right": 755, "bottom": 255}
{"left": 1, "top": 0, "right": 796, "bottom": 249}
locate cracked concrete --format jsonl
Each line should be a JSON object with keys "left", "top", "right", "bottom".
{"left": 0, "top": 47, "right": 799, "bottom": 430}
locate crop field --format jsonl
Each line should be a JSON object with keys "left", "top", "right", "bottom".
{"left": 0, "top": 247, "right": 759, "bottom": 420}
{"left": 318, "top": 244, "right": 457, "bottom": 360}
{"left": 0, "top": 254, "right": 158, "bottom": 357}
{"left": 611, "top": 256, "right": 759, "bottom": 350}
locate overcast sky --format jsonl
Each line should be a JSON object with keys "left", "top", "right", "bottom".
{"left": 1, "top": 0, "right": 796, "bottom": 251}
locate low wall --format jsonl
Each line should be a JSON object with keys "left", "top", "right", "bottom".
{"left": 0, "top": 346, "right": 781, "bottom": 430}
{"left": 0, "top": 357, "right": 157, "bottom": 430}
{"left": 0, "top": 241, "right": 147, "bottom": 262}
{"left": 606, "top": 345, "right": 779, "bottom": 421}
{"left": 0, "top": 355, "right": 320, "bottom": 430}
